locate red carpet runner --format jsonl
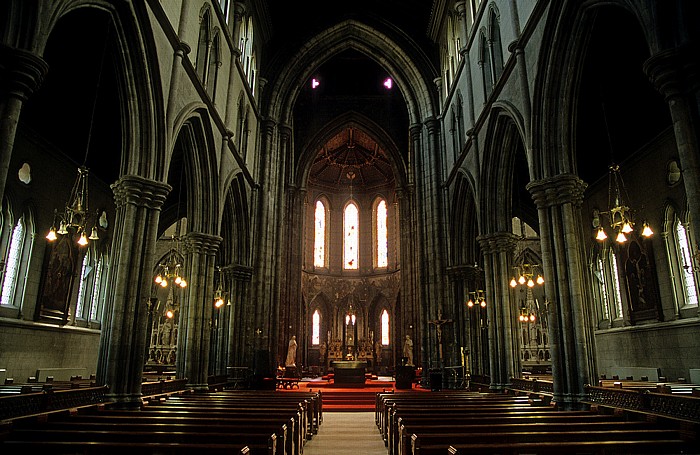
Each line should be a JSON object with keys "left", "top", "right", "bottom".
{"left": 279, "top": 379, "right": 428, "bottom": 411}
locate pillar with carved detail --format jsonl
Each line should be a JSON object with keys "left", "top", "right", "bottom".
{"left": 478, "top": 232, "right": 518, "bottom": 391}
{"left": 97, "top": 175, "right": 171, "bottom": 406}
{"left": 0, "top": 45, "right": 48, "bottom": 204}
{"left": 645, "top": 47, "right": 700, "bottom": 247}
{"left": 176, "top": 232, "right": 222, "bottom": 391}
{"left": 527, "top": 173, "right": 595, "bottom": 410}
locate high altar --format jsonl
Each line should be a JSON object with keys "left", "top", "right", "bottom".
{"left": 330, "top": 360, "right": 367, "bottom": 385}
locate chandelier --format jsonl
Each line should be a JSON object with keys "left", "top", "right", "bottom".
{"left": 46, "top": 166, "right": 99, "bottom": 246}
{"left": 466, "top": 290, "right": 486, "bottom": 308}
{"left": 519, "top": 304, "right": 537, "bottom": 323}
{"left": 213, "top": 266, "right": 228, "bottom": 309}
{"left": 594, "top": 164, "right": 653, "bottom": 243}
{"left": 154, "top": 235, "right": 187, "bottom": 289}
{"left": 510, "top": 263, "right": 544, "bottom": 289}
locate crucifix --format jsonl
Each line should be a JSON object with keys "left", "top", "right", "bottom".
{"left": 428, "top": 311, "right": 453, "bottom": 366}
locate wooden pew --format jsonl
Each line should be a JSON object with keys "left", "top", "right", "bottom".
{"left": 81, "top": 407, "right": 302, "bottom": 455}
{"left": 5, "top": 427, "right": 278, "bottom": 454}
{"left": 407, "top": 428, "right": 682, "bottom": 455}
{"left": 446, "top": 439, "right": 692, "bottom": 455}
{"left": 397, "top": 419, "right": 657, "bottom": 455}
{"left": 2, "top": 439, "right": 258, "bottom": 454}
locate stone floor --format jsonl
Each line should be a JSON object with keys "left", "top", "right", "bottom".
{"left": 303, "top": 411, "right": 387, "bottom": 455}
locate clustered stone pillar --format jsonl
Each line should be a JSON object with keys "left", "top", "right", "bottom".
{"left": 527, "top": 173, "right": 594, "bottom": 410}
{"left": 227, "top": 266, "right": 253, "bottom": 368}
{"left": 98, "top": 175, "right": 171, "bottom": 407}
{"left": 0, "top": 44, "right": 48, "bottom": 204}
{"left": 478, "top": 232, "right": 518, "bottom": 391}
{"left": 645, "top": 46, "right": 700, "bottom": 244}
{"left": 176, "top": 232, "right": 222, "bottom": 391}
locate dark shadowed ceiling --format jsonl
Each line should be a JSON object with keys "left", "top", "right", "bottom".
{"left": 262, "top": 0, "right": 438, "bottom": 192}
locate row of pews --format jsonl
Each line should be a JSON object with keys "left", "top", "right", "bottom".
{"left": 1, "top": 389, "right": 322, "bottom": 454}
{"left": 376, "top": 390, "right": 698, "bottom": 455}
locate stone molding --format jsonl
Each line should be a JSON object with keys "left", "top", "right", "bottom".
{"left": 644, "top": 44, "right": 700, "bottom": 100}
{"left": 0, "top": 44, "right": 49, "bottom": 101}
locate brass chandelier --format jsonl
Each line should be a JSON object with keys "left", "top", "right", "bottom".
{"left": 594, "top": 164, "right": 653, "bottom": 244}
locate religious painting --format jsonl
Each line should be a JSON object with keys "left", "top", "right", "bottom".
{"left": 620, "top": 236, "right": 662, "bottom": 323}
{"left": 35, "top": 234, "right": 79, "bottom": 324}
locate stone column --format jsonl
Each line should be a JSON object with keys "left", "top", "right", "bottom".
{"left": 227, "top": 265, "right": 253, "bottom": 368}
{"left": 423, "top": 118, "right": 451, "bottom": 366}
{"left": 98, "top": 175, "right": 171, "bottom": 407}
{"left": 249, "top": 118, "right": 279, "bottom": 367}
{"left": 0, "top": 44, "right": 48, "bottom": 203}
{"left": 176, "top": 232, "right": 222, "bottom": 391}
{"left": 478, "top": 232, "right": 518, "bottom": 391}
{"left": 397, "top": 186, "right": 421, "bottom": 372}
{"left": 645, "top": 47, "right": 700, "bottom": 242}
{"left": 454, "top": 2, "right": 469, "bottom": 54}
{"left": 230, "top": 2, "right": 246, "bottom": 58}
{"left": 527, "top": 173, "right": 594, "bottom": 409}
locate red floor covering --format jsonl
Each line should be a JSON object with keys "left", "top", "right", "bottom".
{"left": 279, "top": 379, "right": 428, "bottom": 411}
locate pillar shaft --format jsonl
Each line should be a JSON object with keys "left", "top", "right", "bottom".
{"left": 98, "top": 175, "right": 171, "bottom": 406}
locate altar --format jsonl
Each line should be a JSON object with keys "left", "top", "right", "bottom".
{"left": 330, "top": 360, "right": 367, "bottom": 385}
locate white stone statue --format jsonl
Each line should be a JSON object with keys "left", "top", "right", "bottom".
{"left": 403, "top": 335, "right": 414, "bottom": 366}
{"left": 285, "top": 335, "right": 297, "bottom": 367}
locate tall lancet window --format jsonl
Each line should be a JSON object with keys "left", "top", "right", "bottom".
{"left": 312, "top": 310, "right": 320, "bottom": 345}
{"left": 676, "top": 219, "right": 698, "bottom": 306}
{"left": 376, "top": 199, "right": 388, "bottom": 268}
{"left": 381, "top": 309, "right": 390, "bottom": 345}
{"left": 1, "top": 219, "right": 25, "bottom": 307}
{"left": 344, "top": 202, "right": 359, "bottom": 269}
{"left": 314, "top": 200, "right": 326, "bottom": 267}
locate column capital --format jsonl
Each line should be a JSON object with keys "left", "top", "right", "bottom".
{"left": 185, "top": 231, "right": 222, "bottom": 255}
{"left": 0, "top": 44, "right": 49, "bottom": 101}
{"left": 111, "top": 175, "right": 171, "bottom": 210}
{"left": 424, "top": 117, "right": 440, "bottom": 134}
{"left": 644, "top": 44, "right": 700, "bottom": 100}
{"left": 261, "top": 118, "right": 276, "bottom": 135}
{"left": 454, "top": 1, "right": 467, "bottom": 18}
{"left": 526, "top": 173, "right": 587, "bottom": 209}
{"left": 477, "top": 231, "right": 518, "bottom": 254}
{"left": 409, "top": 123, "right": 423, "bottom": 138}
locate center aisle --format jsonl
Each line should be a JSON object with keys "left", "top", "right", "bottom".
{"left": 303, "top": 411, "right": 387, "bottom": 455}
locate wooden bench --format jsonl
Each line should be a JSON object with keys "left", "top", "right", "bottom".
{"left": 1, "top": 440, "right": 260, "bottom": 454}
{"left": 5, "top": 390, "right": 316, "bottom": 455}
{"left": 446, "top": 439, "right": 692, "bottom": 455}
{"left": 407, "top": 428, "right": 682, "bottom": 455}
{"left": 397, "top": 418, "right": 657, "bottom": 455}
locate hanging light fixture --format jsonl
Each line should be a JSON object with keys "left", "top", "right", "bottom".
{"left": 593, "top": 164, "right": 653, "bottom": 244}
{"left": 510, "top": 264, "right": 544, "bottom": 289}
{"left": 46, "top": 25, "right": 110, "bottom": 246}
{"left": 466, "top": 290, "right": 486, "bottom": 308}
{"left": 154, "top": 234, "right": 187, "bottom": 289}
{"left": 213, "top": 266, "right": 228, "bottom": 309}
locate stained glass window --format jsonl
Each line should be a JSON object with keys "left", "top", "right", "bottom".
{"left": 344, "top": 202, "right": 359, "bottom": 269}
{"left": 376, "top": 200, "right": 388, "bottom": 267}
{"left": 381, "top": 309, "right": 389, "bottom": 345}
{"left": 596, "top": 257, "right": 610, "bottom": 320}
{"left": 610, "top": 250, "right": 624, "bottom": 318}
{"left": 312, "top": 310, "right": 320, "bottom": 345}
{"left": 314, "top": 201, "right": 326, "bottom": 267}
{"left": 0, "top": 219, "right": 24, "bottom": 306}
{"left": 75, "top": 251, "right": 91, "bottom": 319}
{"left": 676, "top": 220, "right": 698, "bottom": 306}
{"left": 90, "top": 255, "right": 104, "bottom": 321}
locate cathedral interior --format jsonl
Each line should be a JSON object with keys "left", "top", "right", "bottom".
{"left": 0, "top": 0, "right": 699, "bottom": 412}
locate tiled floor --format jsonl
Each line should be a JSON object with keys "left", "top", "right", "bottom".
{"left": 303, "top": 411, "right": 387, "bottom": 455}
